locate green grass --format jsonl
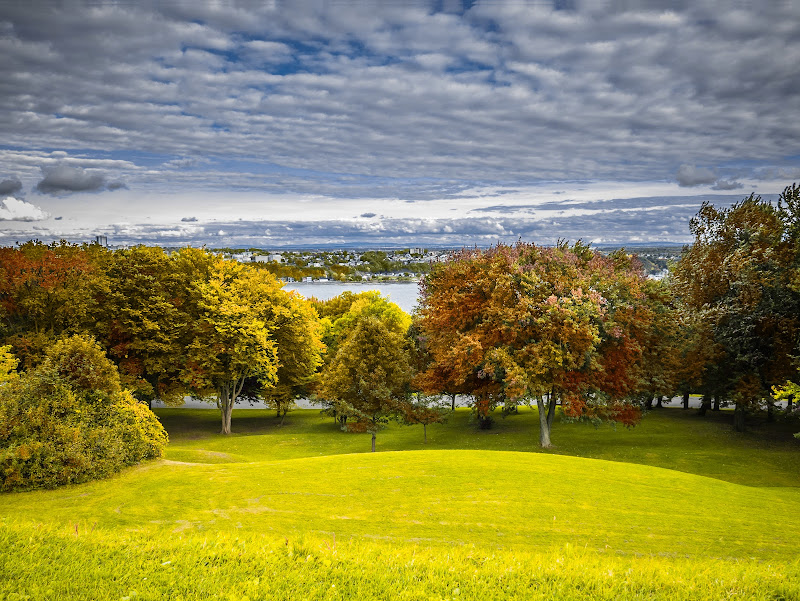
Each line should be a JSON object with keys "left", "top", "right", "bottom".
{"left": 158, "top": 405, "right": 800, "bottom": 486}
{"left": 2, "top": 523, "right": 798, "bottom": 601}
{"left": 2, "top": 405, "right": 799, "bottom": 599}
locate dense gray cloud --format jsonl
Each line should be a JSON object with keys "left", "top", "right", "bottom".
{"left": 0, "top": 1, "right": 798, "bottom": 244}
{"left": 711, "top": 179, "right": 744, "bottom": 191}
{"left": 34, "top": 166, "right": 124, "bottom": 195}
{"left": 471, "top": 193, "right": 759, "bottom": 215}
{"left": 1, "top": 2, "right": 798, "bottom": 187}
{"left": 676, "top": 165, "right": 717, "bottom": 187}
{"left": 0, "top": 179, "right": 23, "bottom": 196}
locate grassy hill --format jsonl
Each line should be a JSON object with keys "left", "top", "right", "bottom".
{"left": 2, "top": 406, "right": 798, "bottom": 599}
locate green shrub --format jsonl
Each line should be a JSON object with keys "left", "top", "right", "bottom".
{"left": 0, "top": 337, "right": 168, "bottom": 492}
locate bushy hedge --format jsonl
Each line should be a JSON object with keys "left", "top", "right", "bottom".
{"left": 0, "top": 337, "right": 168, "bottom": 492}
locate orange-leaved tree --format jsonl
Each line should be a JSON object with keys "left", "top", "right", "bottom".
{"left": 0, "top": 241, "right": 106, "bottom": 367}
{"left": 417, "top": 241, "right": 651, "bottom": 447}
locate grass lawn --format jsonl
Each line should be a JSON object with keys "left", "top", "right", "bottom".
{"left": 1, "top": 405, "right": 798, "bottom": 599}
{"left": 158, "top": 405, "right": 800, "bottom": 486}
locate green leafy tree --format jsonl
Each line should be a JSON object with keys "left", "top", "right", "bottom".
{"left": 0, "top": 345, "right": 18, "bottom": 384}
{"left": 312, "top": 291, "right": 412, "bottom": 424}
{"left": 400, "top": 393, "right": 449, "bottom": 443}
{"left": 42, "top": 334, "right": 122, "bottom": 395}
{"left": 260, "top": 291, "right": 325, "bottom": 425}
{"left": 630, "top": 279, "right": 683, "bottom": 409}
{"left": 95, "top": 246, "right": 187, "bottom": 406}
{"left": 0, "top": 336, "right": 167, "bottom": 491}
{"left": 319, "top": 316, "right": 413, "bottom": 452}
{"left": 672, "top": 186, "right": 800, "bottom": 431}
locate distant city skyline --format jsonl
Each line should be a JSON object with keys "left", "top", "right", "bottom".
{"left": 1, "top": 1, "right": 799, "bottom": 248}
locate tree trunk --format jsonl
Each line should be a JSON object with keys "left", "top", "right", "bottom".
{"left": 713, "top": 396, "right": 720, "bottom": 411}
{"left": 451, "top": 393, "right": 456, "bottom": 411}
{"left": 698, "top": 395, "right": 711, "bottom": 416}
{"left": 537, "top": 396, "right": 552, "bottom": 449}
{"left": 371, "top": 432, "right": 376, "bottom": 452}
{"left": 734, "top": 402, "right": 746, "bottom": 432}
{"left": 767, "top": 400, "right": 775, "bottom": 422}
{"left": 787, "top": 395, "right": 794, "bottom": 414}
{"left": 219, "top": 375, "right": 246, "bottom": 435}
{"left": 682, "top": 391, "right": 690, "bottom": 410}
{"left": 423, "top": 423, "right": 427, "bottom": 443}
{"left": 279, "top": 408, "right": 287, "bottom": 427}
{"left": 546, "top": 392, "right": 556, "bottom": 431}
{"left": 220, "top": 388, "right": 233, "bottom": 435}
{"left": 644, "top": 395, "right": 654, "bottom": 410}
{"left": 655, "top": 396, "right": 663, "bottom": 408}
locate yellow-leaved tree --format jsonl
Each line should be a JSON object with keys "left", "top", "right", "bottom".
{"left": 319, "top": 315, "right": 413, "bottom": 452}
{"left": 260, "top": 290, "right": 325, "bottom": 425}
{"left": 182, "top": 257, "right": 280, "bottom": 435}
{"left": 0, "top": 345, "right": 18, "bottom": 384}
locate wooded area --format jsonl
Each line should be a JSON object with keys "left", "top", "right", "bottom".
{"left": 1, "top": 186, "right": 799, "bottom": 490}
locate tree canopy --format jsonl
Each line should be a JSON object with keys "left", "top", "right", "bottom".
{"left": 181, "top": 258, "right": 281, "bottom": 435}
{"left": 318, "top": 314, "right": 413, "bottom": 452}
{"left": 671, "top": 185, "right": 800, "bottom": 430}
{"left": 417, "top": 241, "right": 650, "bottom": 446}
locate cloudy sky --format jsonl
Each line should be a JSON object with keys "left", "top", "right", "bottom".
{"left": 1, "top": 0, "right": 799, "bottom": 248}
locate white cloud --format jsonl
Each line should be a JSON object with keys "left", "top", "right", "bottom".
{"left": 0, "top": 197, "right": 49, "bottom": 221}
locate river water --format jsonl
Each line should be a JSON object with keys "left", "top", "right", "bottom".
{"left": 285, "top": 280, "right": 422, "bottom": 314}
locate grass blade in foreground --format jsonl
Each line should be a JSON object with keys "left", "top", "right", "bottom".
{"left": 2, "top": 524, "right": 797, "bottom": 601}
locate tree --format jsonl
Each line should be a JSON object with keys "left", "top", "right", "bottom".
{"left": 0, "top": 334, "right": 167, "bottom": 492}
{"left": 315, "top": 290, "right": 412, "bottom": 356}
{"left": 0, "top": 241, "right": 106, "bottom": 368}
{"left": 312, "top": 291, "right": 412, "bottom": 425}
{"left": 417, "top": 242, "right": 648, "bottom": 447}
{"left": 95, "top": 246, "right": 187, "bottom": 406}
{"left": 181, "top": 258, "right": 280, "bottom": 435}
{"left": 410, "top": 315, "right": 471, "bottom": 412}
{"left": 0, "top": 345, "right": 17, "bottom": 384}
{"left": 318, "top": 316, "right": 413, "bottom": 452}
{"left": 260, "top": 291, "right": 324, "bottom": 425}
{"left": 772, "top": 380, "right": 800, "bottom": 439}
{"left": 628, "top": 279, "right": 682, "bottom": 410}
{"left": 400, "top": 393, "right": 449, "bottom": 443}
{"left": 42, "top": 334, "right": 122, "bottom": 395}
{"left": 671, "top": 186, "right": 800, "bottom": 431}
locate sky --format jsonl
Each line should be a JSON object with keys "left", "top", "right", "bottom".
{"left": 1, "top": 0, "right": 799, "bottom": 249}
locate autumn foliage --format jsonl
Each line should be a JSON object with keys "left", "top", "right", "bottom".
{"left": 671, "top": 185, "right": 800, "bottom": 430}
{"left": 416, "top": 241, "right": 653, "bottom": 446}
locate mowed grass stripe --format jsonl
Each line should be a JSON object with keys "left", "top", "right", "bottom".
{"left": 3, "top": 450, "right": 798, "bottom": 560}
